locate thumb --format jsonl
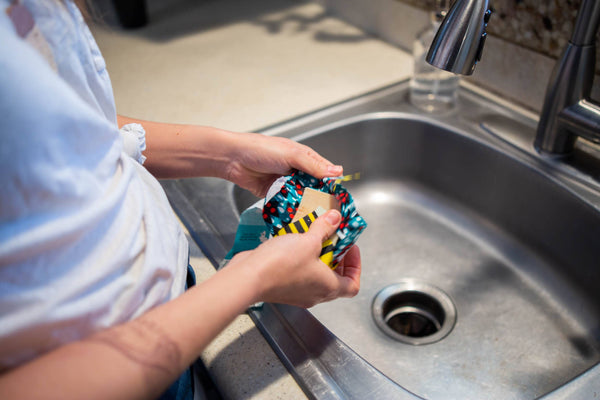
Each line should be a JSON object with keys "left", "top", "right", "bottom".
{"left": 308, "top": 209, "right": 341, "bottom": 243}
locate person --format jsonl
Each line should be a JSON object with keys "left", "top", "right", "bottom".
{"left": 0, "top": 0, "right": 362, "bottom": 399}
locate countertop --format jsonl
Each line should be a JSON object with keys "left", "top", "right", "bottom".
{"left": 92, "top": 0, "right": 413, "bottom": 398}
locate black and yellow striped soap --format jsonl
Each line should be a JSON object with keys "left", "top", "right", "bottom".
{"left": 274, "top": 208, "right": 338, "bottom": 268}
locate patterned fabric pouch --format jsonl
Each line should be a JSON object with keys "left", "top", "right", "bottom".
{"left": 262, "top": 171, "right": 367, "bottom": 269}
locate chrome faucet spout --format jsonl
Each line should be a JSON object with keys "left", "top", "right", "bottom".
{"left": 426, "top": 0, "right": 492, "bottom": 75}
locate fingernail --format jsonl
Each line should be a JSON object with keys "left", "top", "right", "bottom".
{"left": 327, "top": 165, "right": 343, "bottom": 175}
{"left": 325, "top": 210, "right": 341, "bottom": 225}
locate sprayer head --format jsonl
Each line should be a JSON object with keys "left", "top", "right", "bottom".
{"left": 426, "top": 0, "right": 492, "bottom": 75}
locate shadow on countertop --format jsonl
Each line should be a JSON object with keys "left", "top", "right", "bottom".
{"left": 90, "top": 0, "right": 371, "bottom": 44}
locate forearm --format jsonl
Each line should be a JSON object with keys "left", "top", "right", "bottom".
{"left": 0, "top": 263, "right": 260, "bottom": 400}
{"left": 117, "top": 115, "right": 239, "bottom": 179}
{"left": 117, "top": 115, "right": 343, "bottom": 197}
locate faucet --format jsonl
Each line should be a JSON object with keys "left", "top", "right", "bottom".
{"left": 534, "top": 0, "right": 600, "bottom": 155}
{"left": 427, "top": 0, "right": 600, "bottom": 156}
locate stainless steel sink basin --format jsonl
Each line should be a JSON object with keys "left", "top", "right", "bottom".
{"left": 162, "top": 81, "right": 600, "bottom": 399}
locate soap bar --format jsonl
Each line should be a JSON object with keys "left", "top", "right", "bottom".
{"left": 292, "top": 188, "right": 340, "bottom": 222}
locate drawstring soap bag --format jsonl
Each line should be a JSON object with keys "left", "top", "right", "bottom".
{"left": 262, "top": 170, "right": 367, "bottom": 269}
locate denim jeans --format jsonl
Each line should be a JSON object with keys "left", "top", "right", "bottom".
{"left": 158, "top": 264, "right": 197, "bottom": 400}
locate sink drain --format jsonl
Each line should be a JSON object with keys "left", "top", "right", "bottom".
{"left": 372, "top": 280, "right": 456, "bottom": 345}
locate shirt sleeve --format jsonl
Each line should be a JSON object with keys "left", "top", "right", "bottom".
{"left": 119, "top": 122, "right": 147, "bottom": 164}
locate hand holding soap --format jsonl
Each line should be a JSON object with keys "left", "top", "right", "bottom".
{"left": 262, "top": 170, "right": 367, "bottom": 269}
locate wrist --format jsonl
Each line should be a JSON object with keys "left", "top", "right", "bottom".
{"left": 209, "top": 129, "right": 247, "bottom": 180}
{"left": 176, "top": 125, "right": 240, "bottom": 180}
{"left": 225, "top": 251, "right": 268, "bottom": 306}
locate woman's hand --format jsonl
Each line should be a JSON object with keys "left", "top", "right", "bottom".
{"left": 225, "top": 132, "right": 343, "bottom": 197}
{"left": 229, "top": 209, "right": 361, "bottom": 308}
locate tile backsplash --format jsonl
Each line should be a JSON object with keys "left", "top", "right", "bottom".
{"left": 316, "top": 0, "right": 600, "bottom": 111}
{"left": 398, "top": 0, "right": 586, "bottom": 61}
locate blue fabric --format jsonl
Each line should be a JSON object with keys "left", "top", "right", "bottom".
{"left": 186, "top": 264, "right": 197, "bottom": 289}
{"left": 158, "top": 367, "right": 193, "bottom": 400}
{"left": 158, "top": 264, "right": 197, "bottom": 400}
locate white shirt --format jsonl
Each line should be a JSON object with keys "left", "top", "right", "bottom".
{"left": 0, "top": 0, "right": 188, "bottom": 370}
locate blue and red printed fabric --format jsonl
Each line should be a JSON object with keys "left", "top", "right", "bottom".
{"left": 262, "top": 170, "right": 367, "bottom": 268}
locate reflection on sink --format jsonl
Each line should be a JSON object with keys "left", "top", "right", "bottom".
{"left": 163, "top": 82, "right": 600, "bottom": 399}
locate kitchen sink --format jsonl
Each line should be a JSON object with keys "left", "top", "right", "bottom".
{"left": 162, "top": 81, "right": 600, "bottom": 399}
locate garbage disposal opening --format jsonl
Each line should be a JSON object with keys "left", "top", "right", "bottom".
{"left": 372, "top": 280, "right": 456, "bottom": 345}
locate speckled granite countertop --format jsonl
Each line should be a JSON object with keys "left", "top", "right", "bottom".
{"left": 92, "top": 0, "right": 412, "bottom": 398}
{"left": 398, "top": 0, "right": 594, "bottom": 62}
